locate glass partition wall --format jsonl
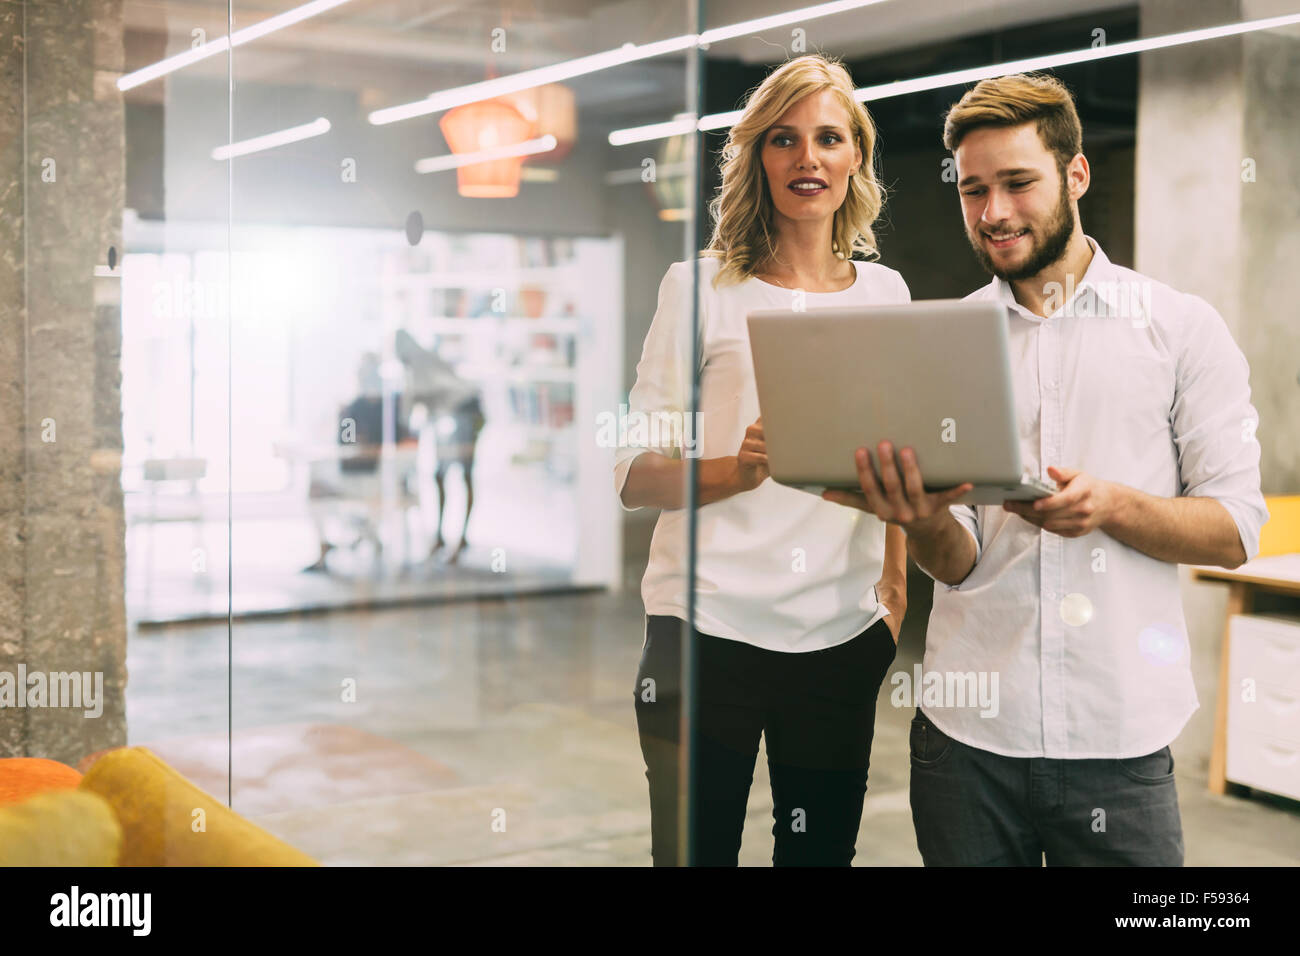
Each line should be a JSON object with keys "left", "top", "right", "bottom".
{"left": 14, "top": 0, "right": 238, "bottom": 791}
{"left": 15, "top": 0, "right": 706, "bottom": 864}
{"left": 222, "top": 0, "right": 705, "bottom": 865}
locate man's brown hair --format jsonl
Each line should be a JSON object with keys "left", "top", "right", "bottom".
{"left": 942, "top": 72, "right": 1083, "bottom": 177}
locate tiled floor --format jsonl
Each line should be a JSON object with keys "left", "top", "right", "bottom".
{"left": 124, "top": 581, "right": 1300, "bottom": 866}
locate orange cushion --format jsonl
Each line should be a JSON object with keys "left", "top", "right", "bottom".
{"left": 0, "top": 758, "right": 83, "bottom": 806}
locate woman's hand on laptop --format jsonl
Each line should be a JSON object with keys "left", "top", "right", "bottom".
{"left": 734, "top": 417, "right": 770, "bottom": 492}
{"left": 822, "top": 441, "right": 973, "bottom": 534}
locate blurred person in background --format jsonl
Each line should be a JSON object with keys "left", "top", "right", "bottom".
{"left": 396, "top": 329, "right": 485, "bottom": 565}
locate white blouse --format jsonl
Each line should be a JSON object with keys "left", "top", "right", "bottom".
{"left": 615, "top": 255, "right": 911, "bottom": 653}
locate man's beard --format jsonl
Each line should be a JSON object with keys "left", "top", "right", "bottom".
{"left": 966, "top": 175, "right": 1074, "bottom": 282}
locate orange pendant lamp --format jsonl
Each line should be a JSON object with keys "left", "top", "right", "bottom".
{"left": 439, "top": 99, "right": 535, "bottom": 198}
{"left": 500, "top": 83, "right": 576, "bottom": 163}
{"left": 438, "top": 85, "right": 575, "bottom": 198}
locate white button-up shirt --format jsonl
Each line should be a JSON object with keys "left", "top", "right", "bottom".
{"left": 920, "top": 238, "right": 1267, "bottom": 759}
{"left": 615, "top": 256, "right": 910, "bottom": 652}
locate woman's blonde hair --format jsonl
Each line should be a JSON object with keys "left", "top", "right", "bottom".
{"left": 703, "top": 53, "right": 885, "bottom": 288}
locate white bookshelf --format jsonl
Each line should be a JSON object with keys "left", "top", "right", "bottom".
{"left": 379, "top": 233, "right": 623, "bottom": 590}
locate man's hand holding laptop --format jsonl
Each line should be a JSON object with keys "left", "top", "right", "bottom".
{"left": 824, "top": 446, "right": 1105, "bottom": 538}
{"left": 821, "top": 441, "right": 980, "bottom": 588}
{"left": 822, "top": 441, "right": 971, "bottom": 532}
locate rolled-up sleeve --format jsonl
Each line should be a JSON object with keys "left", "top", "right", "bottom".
{"left": 613, "top": 261, "right": 702, "bottom": 511}
{"left": 1170, "top": 293, "right": 1268, "bottom": 561}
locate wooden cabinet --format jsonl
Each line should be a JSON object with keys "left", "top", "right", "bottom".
{"left": 1225, "top": 613, "right": 1300, "bottom": 800}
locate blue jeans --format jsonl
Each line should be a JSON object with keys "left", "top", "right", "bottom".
{"left": 909, "top": 707, "right": 1185, "bottom": 866}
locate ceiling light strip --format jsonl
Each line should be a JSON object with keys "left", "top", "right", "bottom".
{"left": 368, "top": 0, "right": 891, "bottom": 126}
{"left": 698, "top": 0, "right": 892, "bottom": 45}
{"left": 611, "top": 11, "right": 1300, "bottom": 145}
{"left": 118, "top": 0, "right": 354, "bottom": 91}
{"left": 211, "top": 117, "right": 331, "bottom": 160}
{"left": 414, "top": 135, "right": 559, "bottom": 174}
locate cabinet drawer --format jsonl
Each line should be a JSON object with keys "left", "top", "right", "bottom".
{"left": 1225, "top": 728, "right": 1300, "bottom": 801}
{"left": 1227, "top": 680, "right": 1300, "bottom": 742}
{"left": 1228, "top": 615, "right": 1300, "bottom": 693}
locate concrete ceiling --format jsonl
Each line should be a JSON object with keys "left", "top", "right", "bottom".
{"left": 702, "top": 0, "right": 1134, "bottom": 62}
{"left": 120, "top": 0, "right": 1131, "bottom": 112}
{"left": 119, "top": 0, "right": 1295, "bottom": 118}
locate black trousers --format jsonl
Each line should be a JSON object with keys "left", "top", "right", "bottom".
{"left": 633, "top": 613, "right": 897, "bottom": 866}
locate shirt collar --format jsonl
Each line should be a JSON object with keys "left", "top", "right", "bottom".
{"left": 1076, "top": 237, "right": 1125, "bottom": 312}
{"left": 987, "top": 236, "right": 1123, "bottom": 320}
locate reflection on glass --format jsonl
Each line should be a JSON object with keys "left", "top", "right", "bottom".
{"left": 211, "top": 0, "right": 683, "bottom": 866}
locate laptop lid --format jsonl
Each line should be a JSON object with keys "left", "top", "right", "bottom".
{"left": 746, "top": 299, "right": 1025, "bottom": 491}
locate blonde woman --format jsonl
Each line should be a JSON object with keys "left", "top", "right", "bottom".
{"left": 616, "top": 54, "right": 910, "bottom": 866}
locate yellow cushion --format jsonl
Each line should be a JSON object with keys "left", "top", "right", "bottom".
{"left": 0, "top": 790, "right": 121, "bottom": 866}
{"left": 1259, "top": 496, "right": 1300, "bottom": 558}
{"left": 78, "top": 747, "right": 318, "bottom": 867}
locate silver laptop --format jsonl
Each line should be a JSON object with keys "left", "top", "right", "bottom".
{"left": 746, "top": 299, "right": 1056, "bottom": 506}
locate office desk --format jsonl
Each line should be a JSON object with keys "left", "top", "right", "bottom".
{"left": 273, "top": 439, "right": 423, "bottom": 564}
{"left": 1193, "top": 553, "right": 1300, "bottom": 795}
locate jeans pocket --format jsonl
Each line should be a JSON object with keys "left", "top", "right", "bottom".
{"left": 1116, "top": 746, "right": 1176, "bottom": 784}
{"left": 909, "top": 713, "right": 953, "bottom": 768}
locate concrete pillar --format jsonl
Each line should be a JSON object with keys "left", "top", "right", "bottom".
{"left": 0, "top": 0, "right": 128, "bottom": 762}
{"left": 1135, "top": 0, "right": 1300, "bottom": 493}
